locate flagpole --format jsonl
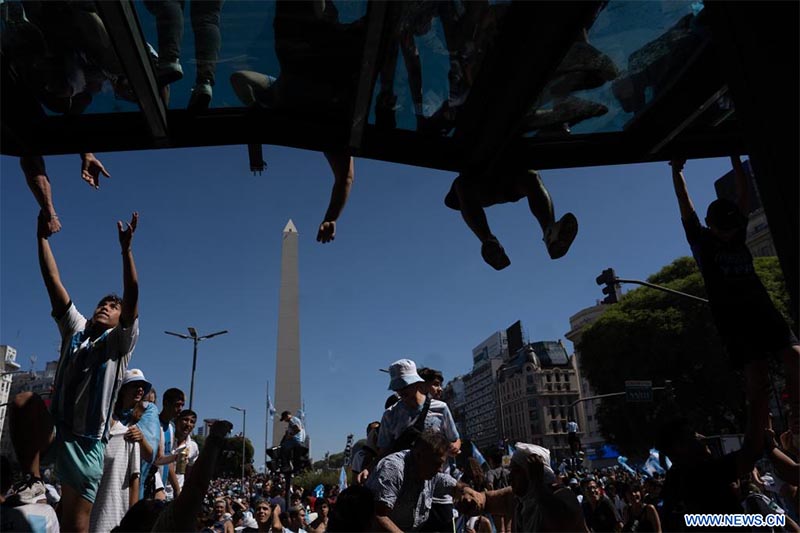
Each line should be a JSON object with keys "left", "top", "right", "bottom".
{"left": 265, "top": 380, "right": 270, "bottom": 472}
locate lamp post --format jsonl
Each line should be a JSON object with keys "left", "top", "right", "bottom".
{"left": 231, "top": 406, "right": 247, "bottom": 499}
{"left": 165, "top": 328, "right": 228, "bottom": 409}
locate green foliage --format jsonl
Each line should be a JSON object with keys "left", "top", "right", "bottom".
{"left": 216, "top": 436, "right": 256, "bottom": 478}
{"left": 292, "top": 469, "right": 345, "bottom": 492}
{"left": 578, "top": 256, "right": 789, "bottom": 458}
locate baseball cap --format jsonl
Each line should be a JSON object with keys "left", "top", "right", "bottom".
{"left": 706, "top": 199, "right": 746, "bottom": 231}
{"left": 387, "top": 359, "right": 425, "bottom": 391}
{"left": 121, "top": 369, "right": 152, "bottom": 395}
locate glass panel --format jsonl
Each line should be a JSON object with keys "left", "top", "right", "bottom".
{"left": 135, "top": 0, "right": 368, "bottom": 112}
{"left": 368, "top": 0, "right": 511, "bottom": 132}
{"left": 0, "top": 1, "right": 141, "bottom": 115}
{"left": 523, "top": 0, "right": 708, "bottom": 137}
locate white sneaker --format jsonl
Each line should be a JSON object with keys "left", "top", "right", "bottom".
{"left": 8, "top": 476, "right": 47, "bottom": 505}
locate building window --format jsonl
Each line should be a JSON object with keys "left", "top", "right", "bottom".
{"left": 526, "top": 375, "right": 533, "bottom": 385}
{"left": 546, "top": 374, "right": 552, "bottom": 383}
{"left": 555, "top": 373, "right": 560, "bottom": 382}
{"left": 564, "top": 382, "right": 570, "bottom": 391}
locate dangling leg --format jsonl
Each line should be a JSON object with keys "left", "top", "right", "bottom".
{"left": 452, "top": 175, "right": 510, "bottom": 270}
{"left": 518, "top": 170, "right": 578, "bottom": 259}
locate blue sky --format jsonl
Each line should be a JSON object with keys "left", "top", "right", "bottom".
{"left": 0, "top": 148, "right": 730, "bottom": 464}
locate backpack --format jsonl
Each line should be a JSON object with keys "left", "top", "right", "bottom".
{"left": 390, "top": 396, "right": 431, "bottom": 453}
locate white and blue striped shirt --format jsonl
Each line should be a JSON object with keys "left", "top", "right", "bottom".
{"left": 377, "top": 398, "right": 459, "bottom": 451}
{"left": 52, "top": 303, "right": 138, "bottom": 441}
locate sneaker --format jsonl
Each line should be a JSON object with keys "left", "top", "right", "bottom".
{"left": 157, "top": 60, "right": 183, "bottom": 86}
{"left": 188, "top": 81, "right": 212, "bottom": 111}
{"left": 544, "top": 213, "right": 579, "bottom": 260}
{"left": 7, "top": 475, "right": 46, "bottom": 505}
{"left": 481, "top": 237, "right": 511, "bottom": 270}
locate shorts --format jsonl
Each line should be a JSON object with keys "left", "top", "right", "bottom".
{"left": 444, "top": 171, "right": 527, "bottom": 211}
{"left": 715, "top": 302, "right": 799, "bottom": 367}
{"left": 55, "top": 433, "right": 105, "bottom": 503}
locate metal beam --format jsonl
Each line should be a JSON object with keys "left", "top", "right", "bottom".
{"left": 453, "top": 1, "right": 603, "bottom": 174}
{"left": 348, "top": 0, "right": 389, "bottom": 150}
{"left": 623, "top": 41, "right": 727, "bottom": 155}
{"left": 95, "top": 0, "right": 167, "bottom": 143}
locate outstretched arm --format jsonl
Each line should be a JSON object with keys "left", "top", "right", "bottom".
{"left": 117, "top": 213, "right": 139, "bottom": 327}
{"left": 168, "top": 420, "right": 233, "bottom": 531}
{"left": 23, "top": 156, "right": 61, "bottom": 236}
{"left": 669, "top": 159, "right": 696, "bottom": 221}
{"left": 317, "top": 152, "right": 354, "bottom": 243}
{"left": 80, "top": 153, "right": 111, "bottom": 189}
{"left": 730, "top": 155, "right": 750, "bottom": 215}
{"left": 37, "top": 214, "right": 71, "bottom": 317}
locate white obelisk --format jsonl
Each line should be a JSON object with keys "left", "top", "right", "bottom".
{"left": 272, "top": 220, "right": 301, "bottom": 446}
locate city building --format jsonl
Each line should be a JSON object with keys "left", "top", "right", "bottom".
{"left": 462, "top": 329, "right": 510, "bottom": 450}
{"left": 441, "top": 375, "right": 467, "bottom": 437}
{"left": 714, "top": 159, "right": 776, "bottom": 257}
{"left": 496, "top": 341, "right": 583, "bottom": 462}
{"left": 0, "top": 346, "right": 20, "bottom": 447}
{"left": 564, "top": 304, "right": 609, "bottom": 466}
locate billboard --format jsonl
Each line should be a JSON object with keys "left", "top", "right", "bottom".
{"left": 472, "top": 331, "right": 508, "bottom": 367}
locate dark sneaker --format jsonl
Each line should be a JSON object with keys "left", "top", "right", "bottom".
{"left": 157, "top": 60, "right": 183, "bottom": 86}
{"left": 188, "top": 81, "right": 212, "bottom": 111}
{"left": 544, "top": 213, "right": 578, "bottom": 259}
{"left": 7, "top": 475, "right": 46, "bottom": 505}
{"left": 481, "top": 237, "right": 511, "bottom": 270}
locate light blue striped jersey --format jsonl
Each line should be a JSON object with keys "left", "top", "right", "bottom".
{"left": 377, "top": 398, "right": 459, "bottom": 450}
{"left": 52, "top": 303, "right": 139, "bottom": 441}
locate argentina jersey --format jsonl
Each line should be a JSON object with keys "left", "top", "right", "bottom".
{"left": 52, "top": 303, "right": 139, "bottom": 441}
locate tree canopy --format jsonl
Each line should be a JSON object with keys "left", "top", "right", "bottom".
{"left": 578, "top": 256, "right": 790, "bottom": 457}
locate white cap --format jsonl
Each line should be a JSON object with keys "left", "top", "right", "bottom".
{"left": 120, "top": 368, "right": 152, "bottom": 395}
{"left": 388, "top": 359, "right": 425, "bottom": 391}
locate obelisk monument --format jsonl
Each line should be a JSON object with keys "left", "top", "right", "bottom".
{"left": 272, "top": 219, "right": 301, "bottom": 446}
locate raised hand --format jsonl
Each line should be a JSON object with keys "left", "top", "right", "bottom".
{"left": 80, "top": 153, "right": 111, "bottom": 189}
{"left": 38, "top": 209, "right": 61, "bottom": 238}
{"left": 669, "top": 158, "right": 686, "bottom": 171}
{"left": 118, "top": 212, "right": 138, "bottom": 252}
{"left": 317, "top": 220, "right": 336, "bottom": 243}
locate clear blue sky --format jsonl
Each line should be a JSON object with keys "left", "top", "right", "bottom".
{"left": 0, "top": 148, "right": 730, "bottom": 464}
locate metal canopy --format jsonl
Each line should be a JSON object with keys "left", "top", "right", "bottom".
{"left": 1, "top": 0, "right": 795, "bottom": 317}
{"left": 0, "top": 0, "right": 747, "bottom": 169}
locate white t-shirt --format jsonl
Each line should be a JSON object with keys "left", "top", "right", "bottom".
{"left": 164, "top": 436, "right": 199, "bottom": 500}
{"left": 89, "top": 420, "right": 140, "bottom": 533}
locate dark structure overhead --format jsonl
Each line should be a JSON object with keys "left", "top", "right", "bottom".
{"left": 1, "top": 0, "right": 796, "bottom": 316}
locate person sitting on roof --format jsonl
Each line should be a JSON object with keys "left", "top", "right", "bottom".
{"left": 445, "top": 166, "right": 578, "bottom": 270}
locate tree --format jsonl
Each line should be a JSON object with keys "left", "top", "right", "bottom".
{"left": 578, "top": 256, "right": 790, "bottom": 457}
{"left": 217, "top": 436, "right": 256, "bottom": 478}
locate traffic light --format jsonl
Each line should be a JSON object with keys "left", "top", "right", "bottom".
{"left": 596, "top": 268, "right": 621, "bottom": 304}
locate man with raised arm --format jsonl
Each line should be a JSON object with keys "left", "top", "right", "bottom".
{"left": 21, "top": 153, "right": 111, "bottom": 236}
{"left": 8, "top": 211, "right": 139, "bottom": 532}
{"left": 669, "top": 157, "right": 799, "bottom": 428}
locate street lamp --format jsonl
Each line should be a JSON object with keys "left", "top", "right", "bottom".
{"left": 231, "top": 406, "right": 247, "bottom": 499}
{"left": 165, "top": 328, "right": 228, "bottom": 410}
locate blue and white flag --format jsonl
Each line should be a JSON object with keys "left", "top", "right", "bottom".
{"left": 471, "top": 442, "right": 488, "bottom": 469}
{"left": 267, "top": 396, "right": 276, "bottom": 417}
{"left": 617, "top": 455, "right": 637, "bottom": 475}
{"left": 314, "top": 484, "right": 325, "bottom": 498}
{"left": 339, "top": 466, "right": 348, "bottom": 492}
